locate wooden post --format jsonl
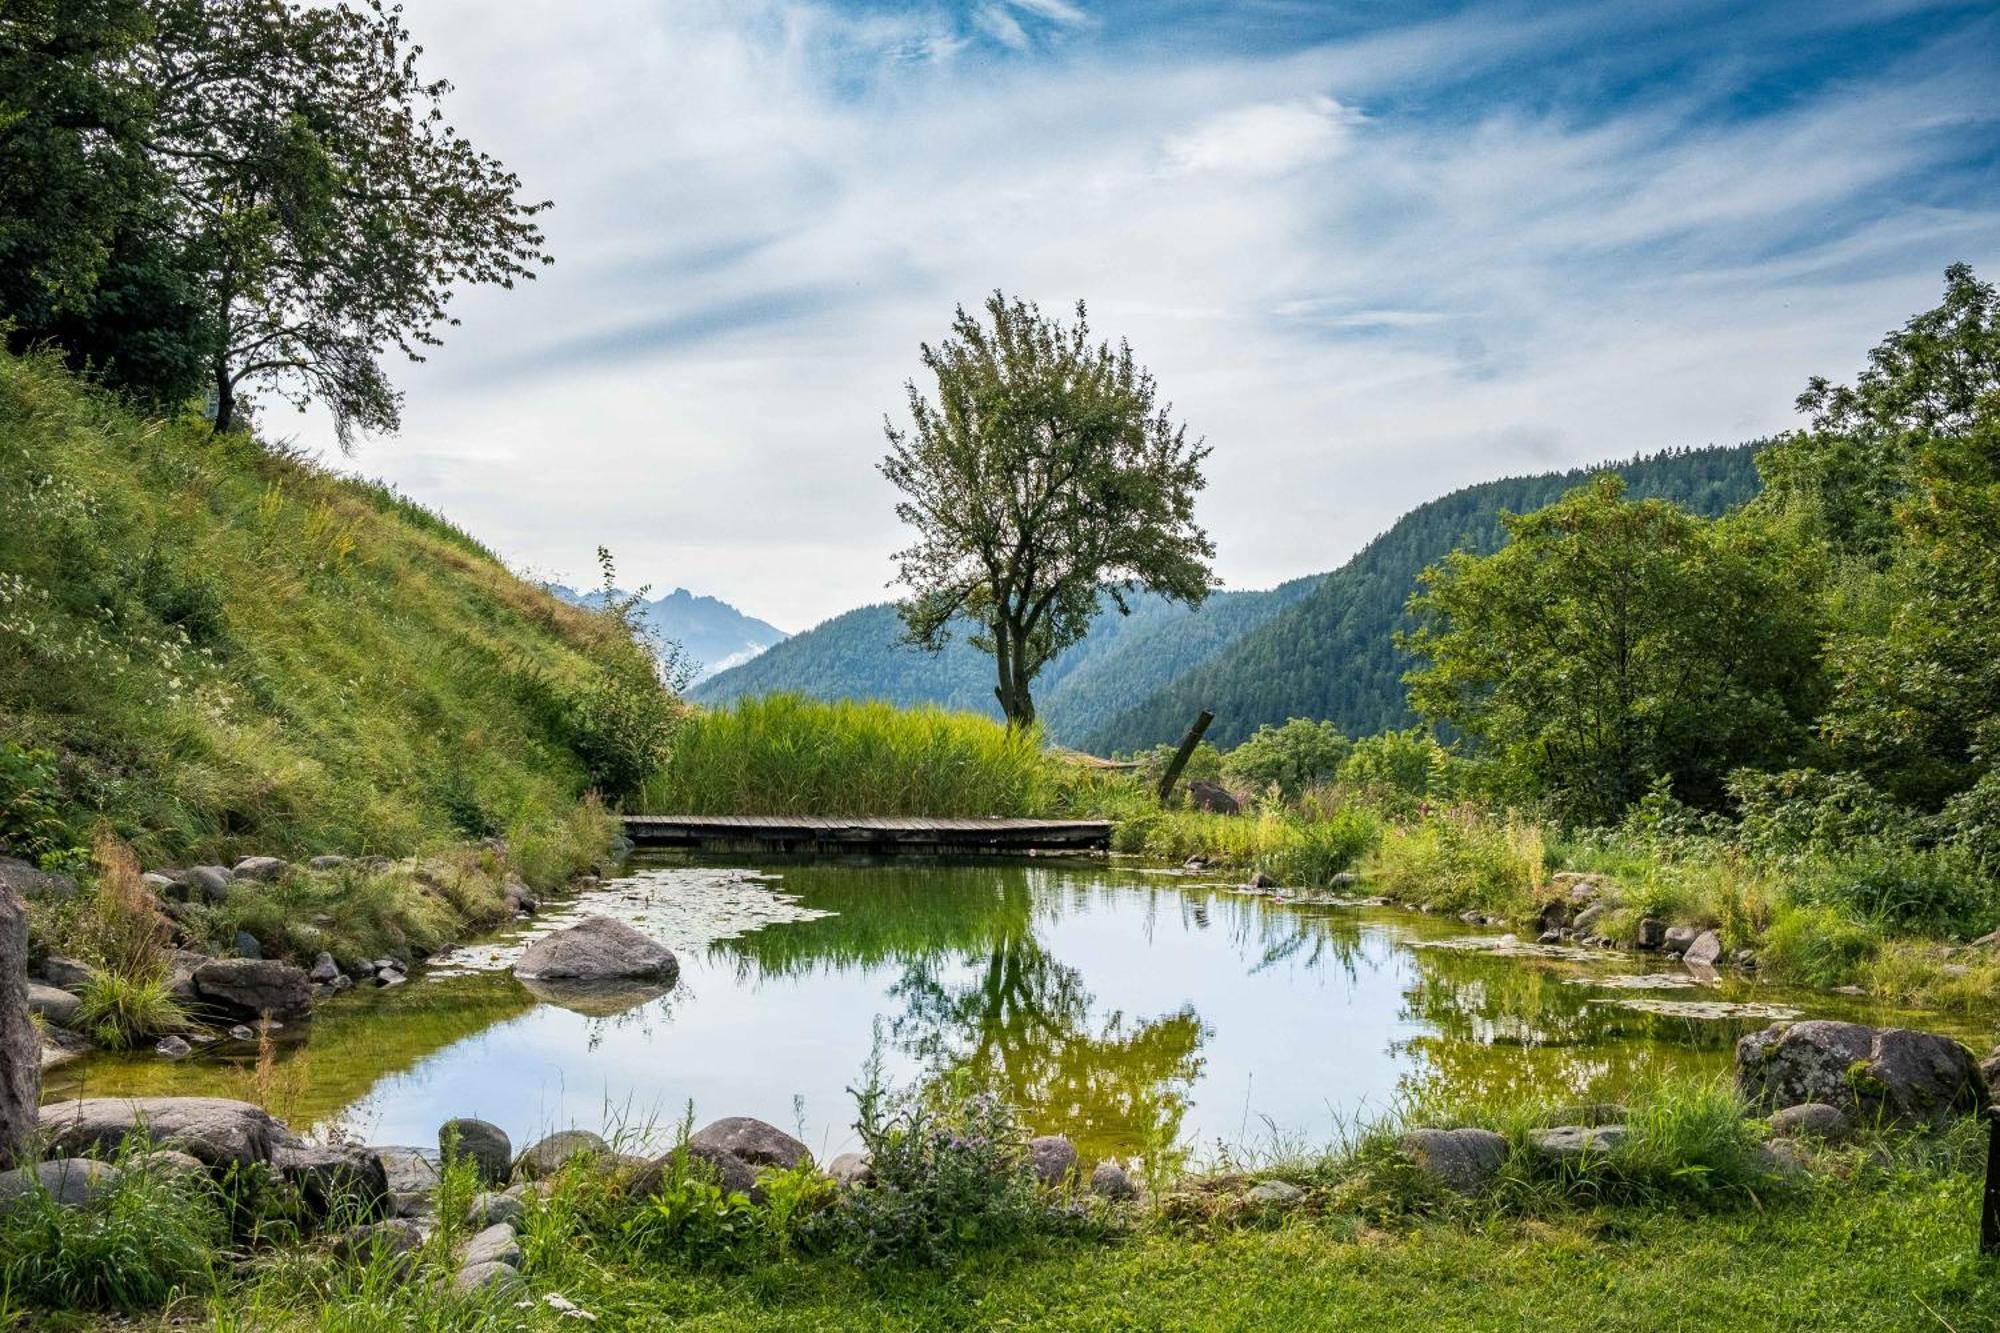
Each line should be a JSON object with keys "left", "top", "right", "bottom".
{"left": 1157, "top": 711, "right": 1215, "bottom": 805}
{"left": 1983, "top": 1105, "right": 2000, "bottom": 1257}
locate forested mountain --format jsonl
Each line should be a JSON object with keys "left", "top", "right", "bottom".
{"left": 692, "top": 581, "right": 1316, "bottom": 742}
{"left": 554, "top": 586, "right": 787, "bottom": 683}
{"left": 1084, "top": 444, "right": 1765, "bottom": 752}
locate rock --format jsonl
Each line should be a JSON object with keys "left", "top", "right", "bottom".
{"left": 1682, "top": 930, "right": 1724, "bottom": 967}
{"left": 461, "top": 1221, "right": 523, "bottom": 1268}
{"left": 514, "top": 1129, "right": 609, "bottom": 1179}
{"left": 39, "top": 955, "right": 96, "bottom": 993}
{"left": 1529, "top": 1125, "right": 1629, "bottom": 1161}
{"left": 1571, "top": 903, "right": 1607, "bottom": 934}
{"left": 688, "top": 1117, "right": 811, "bottom": 1171}
{"left": 226, "top": 1024, "right": 255, "bottom": 1042}
{"left": 827, "top": 1151, "right": 872, "bottom": 1187}
{"left": 331, "top": 1218, "right": 423, "bottom": 1270}
{"left": 513, "top": 916, "right": 678, "bottom": 986}
{"left": 1634, "top": 917, "right": 1665, "bottom": 949}
{"left": 232, "top": 931, "right": 263, "bottom": 960}
{"left": 308, "top": 855, "right": 350, "bottom": 872}
{"left": 164, "top": 950, "right": 208, "bottom": 1004}
{"left": 154, "top": 1035, "right": 192, "bottom": 1060}
{"left": 1185, "top": 779, "right": 1239, "bottom": 814}
{"left": 441, "top": 1118, "right": 513, "bottom": 1186}
{"left": 0, "top": 883, "right": 38, "bottom": 1164}
{"left": 1536, "top": 929, "right": 1562, "bottom": 945}
{"left": 232, "top": 856, "right": 289, "bottom": 883}
{"left": 1399, "top": 1127, "right": 1509, "bottom": 1193}
{"left": 1732, "top": 948, "right": 1759, "bottom": 970}
{"left": 134, "top": 1149, "right": 208, "bottom": 1182}
{"left": 1663, "top": 925, "right": 1700, "bottom": 954}
{"left": 38, "top": 1025, "right": 90, "bottom": 1072}
{"left": 39, "top": 1097, "right": 296, "bottom": 1167}
{"left": 1245, "top": 1179, "right": 1303, "bottom": 1206}
{"left": 373, "top": 1146, "right": 440, "bottom": 1215}
{"left": 1982, "top": 1046, "right": 2000, "bottom": 1089}
{"left": 187, "top": 866, "right": 234, "bottom": 903}
{"left": 1737, "top": 1021, "right": 1987, "bottom": 1125}
{"left": 0, "top": 857, "right": 77, "bottom": 901}
{"left": 1182, "top": 856, "right": 1209, "bottom": 871}
{"left": 1769, "top": 1102, "right": 1852, "bottom": 1142}
{"left": 26, "top": 983, "right": 81, "bottom": 1029}
{"left": 192, "top": 958, "right": 313, "bottom": 1021}
{"left": 274, "top": 1142, "right": 390, "bottom": 1220}
{"left": 1248, "top": 870, "right": 1277, "bottom": 890}
{"left": 308, "top": 952, "right": 342, "bottom": 984}
{"left": 626, "top": 1144, "right": 762, "bottom": 1202}
{"left": 0, "top": 1158, "right": 122, "bottom": 1209}
{"left": 467, "top": 1191, "right": 526, "bottom": 1228}
{"left": 1089, "top": 1159, "right": 1137, "bottom": 1200}
{"left": 375, "top": 968, "right": 406, "bottom": 988}
{"left": 1026, "top": 1134, "right": 1078, "bottom": 1187}
{"left": 452, "top": 1260, "right": 523, "bottom": 1296}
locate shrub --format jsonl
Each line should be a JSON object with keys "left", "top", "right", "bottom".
{"left": 1792, "top": 845, "right": 1996, "bottom": 938}
{"left": 0, "top": 741, "right": 79, "bottom": 865}
{"left": 1338, "top": 729, "right": 1459, "bottom": 812}
{"left": 1111, "top": 805, "right": 1378, "bottom": 886}
{"left": 75, "top": 972, "right": 186, "bottom": 1050}
{"left": 1728, "top": 767, "right": 1917, "bottom": 859}
{"left": 1221, "top": 720, "right": 1351, "bottom": 801}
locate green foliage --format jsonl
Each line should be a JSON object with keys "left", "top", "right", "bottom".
{"left": 882, "top": 292, "right": 1216, "bottom": 728}
{"left": 0, "top": 1151, "right": 226, "bottom": 1312}
{"left": 1337, "top": 728, "right": 1459, "bottom": 812}
{"left": 623, "top": 1164, "right": 770, "bottom": 1271}
{"left": 1789, "top": 845, "right": 1996, "bottom": 939}
{"left": 1130, "top": 739, "right": 1223, "bottom": 791}
{"left": 1367, "top": 811, "right": 1547, "bottom": 919}
{"left": 1756, "top": 905, "right": 1881, "bottom": 988}
{"left": 75, "top": 971, "right": 186, "bottom": 1050}
{"left": 1726, "top": 768, "right": 1916, "bottom": 859}
{"left": 1114, "top": 804, "right": 1380, "bottom": 887}
{"left": 0, "top": 740, "right": 76, "bottom": 863}
{"left": 1405, "top": 475, "right": 1823, "bottom": 822}
{"left": 640, "top": 694, "right": 1061, "bottom": 817}
{"left": 0, "top": 348, "right": 655, "bottom": 863}
{"left": 1221, "top": 719, "right": 1351, "bottom": 800}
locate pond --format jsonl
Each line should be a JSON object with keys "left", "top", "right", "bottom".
{"left": 44, "top": 856, "right": 1992, "bottom": 1167}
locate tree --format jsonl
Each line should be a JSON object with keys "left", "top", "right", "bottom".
{"left": 881, "top": 293, "right": 1215, "bottom": 729}
{"left": 1402, "top": 476, "right": 1823, "bottom": 821}
{"left": 1221, "top": 718, "right": 1351, "bottom": 800}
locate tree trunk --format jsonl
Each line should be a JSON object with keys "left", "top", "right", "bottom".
{"left": 213, "top": 361, "right": 236, "bottom": 435}
{"left": 0, "top": 883, "right": 39, "bottom": 1164}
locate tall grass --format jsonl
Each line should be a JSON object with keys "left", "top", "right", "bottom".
{"left": 638, "top": 694, "right": 1063, "bottom": 817}
{"left": 1113, "top": 805, "right": 1380, "bottom": 886}
{"left": 1366, "top": 808, "right": 1548, "bottom": 919}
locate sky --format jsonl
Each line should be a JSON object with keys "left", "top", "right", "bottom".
{"left": 295, "top": 0, "right": 2000, "bottom": 633}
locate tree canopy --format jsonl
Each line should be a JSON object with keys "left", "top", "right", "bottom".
{"left": 881, "top": 293, "right": 1215, "bottom": 728}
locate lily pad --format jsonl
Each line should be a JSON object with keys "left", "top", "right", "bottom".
{"left": 1589, "top": 998, "right": 1802, "bottom": 1021}
{"left": 1562, "top": 973, "right": 1713, "bottom": 991}
{"left": 1415, "top": 935, "right": 1624, "bottom": 962}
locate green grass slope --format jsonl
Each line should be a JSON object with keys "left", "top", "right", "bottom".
{"left": 1087, "top": 444, "right": 1766, "bottom": 752}
{"left": 0, "top": 350, "right": 649, "bottom": 864}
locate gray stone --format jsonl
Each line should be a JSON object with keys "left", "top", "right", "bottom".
{"left": 1634, "top": 917, "right": 1665, "bottom": 949}
{"left": 192, "top": 958, "right": 313, "bottom": 1021}
{"left": 1572, "top": 903, "right": 1607, "bottom": 934}
{"left": 226, "top": 1024, "right": 255, "bottom": 1042}
{"left": 309, "top": 952, "right": 342, "bottom": 984}
{"left": 1769, "top": 1102, "right": 1852, "bottom": 1142}
{"left": 467, "top": 1191, "right": 525, "bottom": 1228}
{"left": 827, "top": 1151, "right": 872, "bottom": 1187}
{"left": 1536, "top": 929, "right": 1563, "bottom": 945}
{"left": 273, "top": 1142, "right": 390, "bottom": 1220}
{"left": 0, "top": 857, "right": 77, "bottom": 901}
{"left": 513, "top": 916, "right": 678, "bottom": 985}
{"left": 375, "top": 968, "right": 406, "bottom": 988}
{"left": 135, "top": 1149, "right": 207, "bottom": 1181}
{"left": 441, "top": 1118, "right": 513, "bottom": 1186}
{"left": 39, "top": 1097, "right": 297, "bottom": 1167}
{"left": 331, "top": 1218, "right": 423, "bottom": 1270}
{"left": 1982, "top": 1045, "right": 2000, "bottom": 1090}
{"left": 1529, "top": 1125, "right": 1629, "bottom": 1161}
{"left": 1399, "top": 1127, "right": 1509, "bottom": 1193}
{"left": 514, "top": 1129, "right": 609, "bottom": 1179}
{"left": 39, "top": 955, "right": 95, "bottom": 993}
{"left": 1089, "top": 1159, "right": 1137, "bottom": 1200}
{"left": 232, "top": 931, "right": 263, "bottom": 960}
{"left": 154, "top": 1035, "right": 192, "bottom": 1060}
{"left": 232, "top": 856, "right": 289, "bottom": 883}
{"left": 688, "top": 1117, "right": 811, "bottom": 1171}
{"left": 164, "top": 950, "right": 208, "bottom": 1004}
{"left": 0, "top": 883, "right": 39, "bottom": 1164}
{"left": 1026, "top": 1134, "right": 1078, "bottom": 1187}
{"left": 308, "top": 855, "right": 350, "bottom": 872}
{"left": 622, "top": 1144, "right": 764, "bottom": 1202}
{"left": 38, "top": 1025, "right": 90, "bottom": 1072}
{"left": 461, "top": 1220, "right": 523, "bottom": 1268}
{"left": 1737, "top": 1020, "right": 1986, "bottom": 1125}
{"left": 187, "top": 866, "right": 234, "bottom": 903}
{"left": 1245, "top": 1179, "right": 1303, "bottom": 1206}
{"left": 452, "top": 1260, "right": 523, "bottom": 1296}
{"left": 1248, "top": 870, "right": 1277, "bottom": 890}
{"left": 0, "top": 1158, "right": 122, "bottom": 1208}
{"left": 1185, "top": 779, "right": 1239, "bottom": 814}
{"left": 1663, "top": 925, "right": 1700, "bottom": 954}
{"left": 26, "top": 983, "right": 81, "bottom": 1029}
{"left": 1682, "top": 930, "right": 1724, "bottom": 967}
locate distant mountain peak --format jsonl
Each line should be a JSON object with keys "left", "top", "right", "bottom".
{"left": 547, "top": 583, "right": 786, "bottom": 683}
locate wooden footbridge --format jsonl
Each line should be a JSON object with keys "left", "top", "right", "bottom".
{"left": 620, "top": 814, "right": 1112, "bottom": 855}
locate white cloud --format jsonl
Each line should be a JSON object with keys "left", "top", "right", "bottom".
{"left": 289, "top": 1, "right": 2000, "bottom": 629}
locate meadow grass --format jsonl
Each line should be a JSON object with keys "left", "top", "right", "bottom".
{"left": 1111, "top": 804, "right": 1380, "bottom": 886}
{"left": 639, "top": 694, "right": 1064, "bottom": 817}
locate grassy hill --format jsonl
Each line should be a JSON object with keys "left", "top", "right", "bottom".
{"left": 1088, "top": 444, "right": 1766, "bottom": 751}
{"left": 0, "top": 349, "right": 654, "bottom": 867}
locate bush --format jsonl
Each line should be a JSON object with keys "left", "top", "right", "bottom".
{"left": 75, "top": 972, "right": 186, "bottom": 1050}
{"left": 1338, "top": 729, "right": 1459, "bottom": 812}
{"left": 1729, "top": 768, "right": 1917, "bottom": 859}
{"left": 1792, "top": 845, "right": 1995, "bottom": 938}
{"left": 0, "top": 741, "right": 79, "bottom": 865}
{"left": 1221, "top": 720, "right": 1351, "bottom": 801}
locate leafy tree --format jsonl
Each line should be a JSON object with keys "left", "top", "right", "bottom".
{"left": 1403, "top": 476, "right": 1822, "bottom": 821}
{"left": 881, "top": 293, "right": 1215, "bottom": 729}
{"left": 1221, "top": 718, "right": 1351, "bottom": 799}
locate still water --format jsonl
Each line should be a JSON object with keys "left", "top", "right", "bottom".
{"left": 45, "top": 856, "right": 1987, "bottom": 1165}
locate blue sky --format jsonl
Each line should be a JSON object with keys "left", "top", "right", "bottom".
{"left": 314, "top": 0, "right": 2000, "bottom": 629}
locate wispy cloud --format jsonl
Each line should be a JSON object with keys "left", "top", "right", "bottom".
{"left": 303, "top": 0, "right": 2000, "bottom": 628}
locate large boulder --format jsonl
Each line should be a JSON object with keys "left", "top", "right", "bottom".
{"left": 0, "top": 1158, "right": 122, "bottom": 1209}
{"left": 626, "top": 1144, "right": 762, "bottom": 1203}
{"left": 232, "top": 856, "right": 289, "bottom": 883}
{"left": 0, "top": 883, "right": 37, "bottom": 1165}
{"left": 25, "top": 983, "right": 81, "bottom": 1029}
{"left": 513, "top": 917, "right": 678, "bottom": 985}
{"left": 513, "top": 1129, "right": 609, "bottom": 1179}
{"left": 192, "top": 958, "right": 313, "bottom": 1022}
{"left": 1185, "top": 780, "right": 1239, "bottom": 815}
{"left": 273, "top": 1142, "right": 389, "bottom": 1220}
{"left": 0, "top": 858, "right": 76, "bottom": 902}
{"left": 1682, "top": 930, "right": 1724, "bottom": 967}
{"left": 1737, "top": 1021, "right": 1987, "bottom": 1125}
{"left": 1399, "top": 1127, "right": 1509, "bottom": 1193}
{"left": 1026, "top": 1134, "right": 1079, "bottom": 1187}
{"left": 39, "top": 1097, "right": 297, "bottom": 1167}
{"left": 440, "top": 1118, "right": 512, "bottom": 1187}
{"left": 688, "top": 1117, "right": 811, "bottom": 1171}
